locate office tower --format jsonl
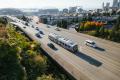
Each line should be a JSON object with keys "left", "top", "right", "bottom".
{"left": 63, "top": 8, "right": 69, "bottom": 13}
{"left": 69, "top": 7, "right": 77, "bottom": 14}
{"left": 106, "top": 2, "right": 110, "bottom": 8}
{"left": 112, "top": 0, "right": 118, "bottom": 7}
{"left": 119, "top": 0, "right": 120, "bottom": 8}
{"left": 103, "top": 2, "right": 105, "bottom": 9}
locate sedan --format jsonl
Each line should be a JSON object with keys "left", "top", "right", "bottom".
{"left": 35, "top": 33, "right": 41, "bottom": 38}
{"left": 47, "top": 25, "right": 50, "bottom": 28}
{"left": 23, "top": 26, "right": 26, "bottom": 28}
{"left": 39, "top": 30, "right": 44, "bottom": 35}
{"left": 36, "top": 28, "right": 39, "bottom": 31}
{"left": 47, "top": 43, "right": 58, "bottom": 51}
{"left": 32, "top": 25, "right": 34, "bottom": 28}
{"left": 55, "top": 27, "right": 61, "bottom": 31}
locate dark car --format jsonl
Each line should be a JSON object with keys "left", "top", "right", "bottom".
{"left": 35, "top": 33, "right": 41, "bottom": 38}
{"left": 32, "top": 25, "right": 34, "bottom": 28}
{"left": 23, "top": 26, "right": 26, "bottom": 28}
{"left": 47, "top": 43, "right": 58, "bottom": 50}
{"left": 36, "top": 28, "right": 39, "bottom": 31}
{"left": 39, "top": 30, "right": 44, "bottom": 35}
{"left": 36, "top": 27, "right": 38, "bottom": 28}
{"left": 47, "top": 25, "right": 50, "bottom": 28}
{"left": 25, "top": 22, "right": 29, "bottom": 26}
{"left": 55, "top": 27, "right": 61, "bottom": 31}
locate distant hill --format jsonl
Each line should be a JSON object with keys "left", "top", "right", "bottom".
{"left": 0, "top": 8, "right": 24, "bottom": 16}
{"left": 39, "top": 9, "right": 59, "bottom": 14}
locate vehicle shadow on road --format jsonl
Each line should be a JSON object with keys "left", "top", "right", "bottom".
{"left": 75, "top": 51, "right": 102, "bottom": 67}
{"left": 54, "top": 48, "right": 58, "bottom": 51}
{"left": 94, "top": 47, "right": 105, "bottom": 52}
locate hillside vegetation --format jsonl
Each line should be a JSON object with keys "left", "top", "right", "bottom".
{"left": 0, "top": 18, "right": 73, "bottom": 80}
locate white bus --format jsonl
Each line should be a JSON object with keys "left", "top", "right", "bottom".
{"left": 48, "top": 33, "right": 78, "bottom": 52}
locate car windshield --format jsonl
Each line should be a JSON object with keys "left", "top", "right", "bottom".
{"left": 91, "top": 42, "right": 95, "bottom": 45}
{"left": 50, "top": 44, "right": 54, "bottom": 46}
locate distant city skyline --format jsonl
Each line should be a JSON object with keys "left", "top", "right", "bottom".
{"left": 0, "top": 0, "right": 113, "bottom": 10}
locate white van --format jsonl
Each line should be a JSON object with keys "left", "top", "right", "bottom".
{"left": 85, "top": 40, "right": 97, "bottom": 48}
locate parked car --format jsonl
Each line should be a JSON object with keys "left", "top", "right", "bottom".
{"left": 85, "top": 40, "right": 97, "bottom": 48}
{"left": 47, "top": 43, "right": 57, "bottom": 50}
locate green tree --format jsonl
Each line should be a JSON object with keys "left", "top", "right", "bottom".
{"left": 22, "top": 50, "right": 48, "bottom": 80}
{"left": 42, "top": 18, "right": 48, "bottom": 24}
{"left": 79, "top": 26, "right": 84, "bottom": 31}
{"left": 37, "top": 74, "right": 55, "bottom": 80}
{"left": 109, "top": 16, "right": 120, "bottom": 42}
{"left": 104, "top": 29, "right": 109, "bottom": 39}
{"left": 61, "top": 20, "right": 68, "bottom": 29}
{"left": 94, "top": 27, "right": 100, "bottom": 37}
{"left": 113, "top": 16, "right": 120, "bottom": 31}
{"left": 99, "top": 26, "right": 105, "bottom": 38}
{"left": 0, "top": 40, "right": 25, "bottom": 80}
{"left": 57, "top": 20, "right": 68, "bottom": 29}
{"left": 0, "top": 17, "right": 8, "bottom": 26}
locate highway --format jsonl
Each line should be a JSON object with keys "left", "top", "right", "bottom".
{"left": 7, "top": 16, "right": 120, "bottom": 80}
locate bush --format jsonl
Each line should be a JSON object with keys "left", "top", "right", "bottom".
{"left": 79, "top": 21, "right": 104, "bottom": 31}
{"left": 87, "top": 31, "right": 96, "bottom": 36}
{"left": 0, "top": 40, "right": 25, "bottom": 80}
{"left": 37, "top": 74, "right": 55, "bottom": 80}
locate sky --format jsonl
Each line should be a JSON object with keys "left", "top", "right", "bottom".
{"left": 0, "top": 0, "right": 113, "bottom": 10}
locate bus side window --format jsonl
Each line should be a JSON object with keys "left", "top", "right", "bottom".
{"left": 68, "top": 45, "right": 70, "bottom": 48}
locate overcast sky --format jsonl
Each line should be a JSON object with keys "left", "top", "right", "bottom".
{"left": 0, "top": 0, "right": 113, "bottom": 9}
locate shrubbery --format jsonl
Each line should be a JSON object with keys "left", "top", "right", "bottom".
{"left": 0, "top": 23, "right": 73, "bottom": 80}
{"left": 77, "top": 16, "right": 120, "bottom": 43}
{"left": 79, "top": 21, "right": 104, "bottom": 31}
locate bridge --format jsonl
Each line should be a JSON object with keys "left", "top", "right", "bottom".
{"left": 6, "top": 16, "right": 120, "bottom": 80}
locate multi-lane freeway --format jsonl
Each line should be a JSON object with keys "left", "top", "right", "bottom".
{"left": 7, "top": 16, "right": 120, "bottom": 80}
